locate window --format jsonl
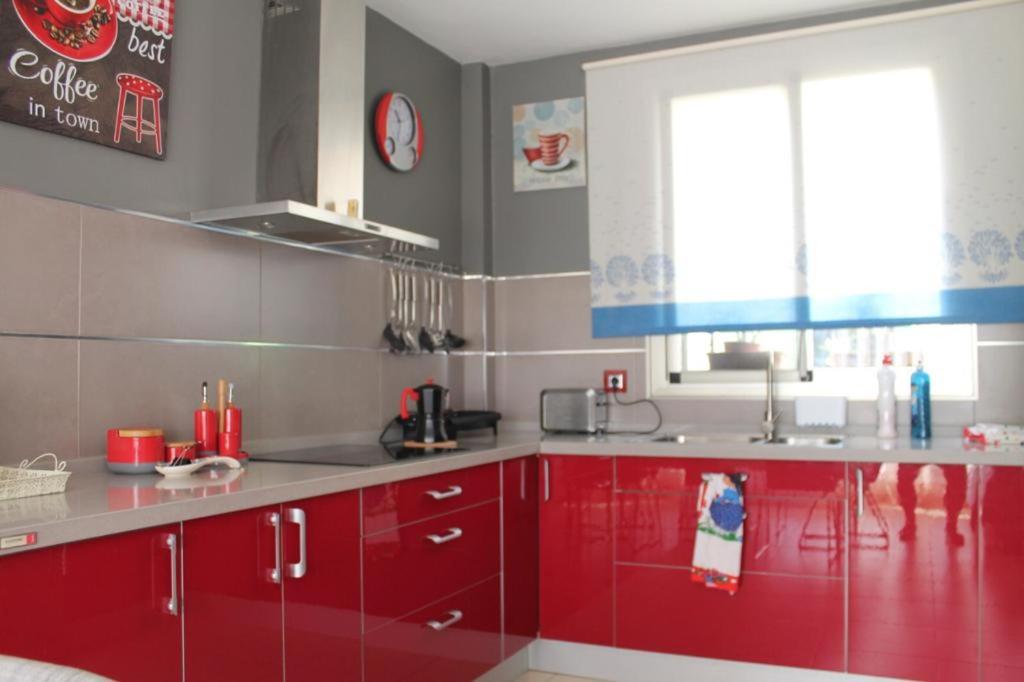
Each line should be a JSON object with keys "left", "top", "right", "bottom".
{"left": 648, "top": 324, "right": 976, "bottom": 399}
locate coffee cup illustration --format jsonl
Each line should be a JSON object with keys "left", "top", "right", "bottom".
{"left": 46, "top": 0, "right": 97, "bottom": 27}
{"left": 537, "top": 132, "right": 569, "bottom": 166}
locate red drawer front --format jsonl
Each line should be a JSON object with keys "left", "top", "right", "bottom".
{"left": 616, "top": 457, "right": 845, "bottom": 578}
{"left": 363, "top": 463, "right": 500, "bottom": 535}
{"left": 364, "top": 576, "right": 502, "bottom": 682}
{"left": 364, "top": 500, "right": 500, "bottom": 626}
{"left": 616, "top": 564, "right": 843, "bottom": 671}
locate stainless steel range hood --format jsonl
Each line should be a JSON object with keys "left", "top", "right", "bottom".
{"left": 191, "top": 200, "right": 438, "bottom": 253}
{"left": 191, "top": 0, "right": 438, "bottom": 256}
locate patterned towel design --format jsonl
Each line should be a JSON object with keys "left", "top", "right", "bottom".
{"left": 691, "top": 473, "right": 745, "bottom": 595}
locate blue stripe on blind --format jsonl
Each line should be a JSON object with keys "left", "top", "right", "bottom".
{"left": 592, "top": 285, "right": 1024, "bottom": 337}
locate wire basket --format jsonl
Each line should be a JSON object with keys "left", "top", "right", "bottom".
{"left": 0, "top": 454, "right": 71, "bottom": 501}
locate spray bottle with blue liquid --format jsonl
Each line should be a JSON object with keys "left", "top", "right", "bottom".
{"left": 910, "top": 360, "right": 931, "bottom": 440}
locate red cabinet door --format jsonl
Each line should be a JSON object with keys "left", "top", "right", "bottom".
{"left": 282, "top": 492, "right": 362, "bottom": 682}
{"left": 848, "top": 462, "right": 979, "bottom": 682}
{"left": 980, "top": 465, "right": 1024, "bottom": 682}
{"left": 503, "top": 455, "right": 539, "bottom": 657}
{"left": 614, "top": 457, "right": 844, "bottom": 670}
{"left": 0, "top": 525, "right": 182, "bottom": 682}
{"left": 539, "top": 454, "right": 613, "bottom": 645}
{"left": 184, "top": 506, "right": 284, "bottom": 682}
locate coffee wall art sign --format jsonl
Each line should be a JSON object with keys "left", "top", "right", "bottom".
{"left": 0, "top": 0, "right": 174, "bottom": 159}
{"left": 513, "top": 96, "right": 586, "bottom": 192}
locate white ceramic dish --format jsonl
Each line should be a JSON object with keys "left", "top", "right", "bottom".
{"left": 155, "top": 456, "right": 242, "bottom": 478}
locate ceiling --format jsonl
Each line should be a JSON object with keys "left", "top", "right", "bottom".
{"left": 365, "top": 0, "right": 908, "bottom": 65}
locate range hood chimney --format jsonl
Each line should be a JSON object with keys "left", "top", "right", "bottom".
{"left": 191, "top": 0, "right": 438, "bottom": 254}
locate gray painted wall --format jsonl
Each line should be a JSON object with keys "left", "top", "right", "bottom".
{"left": 0, "top": 0, "right": 263, "bottom": 217}
{"left": 364, "top": 10, "right": 462, "bottom": 267}
{"left": 487, "top": 0, "right": 962, "bottom": 276}
{"left": 460, "top": 63, "right": 491, "bottom": 275}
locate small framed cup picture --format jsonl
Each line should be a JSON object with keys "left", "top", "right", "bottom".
{"left": 513, "top": 96, "right": 586, "bottom": 192}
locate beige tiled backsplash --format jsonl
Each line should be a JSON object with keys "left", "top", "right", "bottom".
{"left": 1, "top": 188, "right": 1023, "bottom": 463}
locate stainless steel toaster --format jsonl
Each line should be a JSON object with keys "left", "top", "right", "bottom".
{"left": 540, "top": 388, "right": 609, "bottom": 434}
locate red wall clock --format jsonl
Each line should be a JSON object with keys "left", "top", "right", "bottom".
{"left": 374, "top": 91, "right": 423, "bottom": 172}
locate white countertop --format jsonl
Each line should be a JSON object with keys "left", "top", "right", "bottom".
{"left": 0, "top": 430, "right": 1019, "bottom": 554}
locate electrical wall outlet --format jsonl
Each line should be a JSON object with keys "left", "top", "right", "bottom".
{"left": 603, "top": 370, "right": 628, "bottom": 393}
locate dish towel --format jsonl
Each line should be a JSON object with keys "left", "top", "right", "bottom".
{"left": 691, "top": 473, "right": 745, "bottom": 595}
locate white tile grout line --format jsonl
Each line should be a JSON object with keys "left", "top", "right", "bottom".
{"left": 76, "top": 207, "right": 83, "bottom": 460}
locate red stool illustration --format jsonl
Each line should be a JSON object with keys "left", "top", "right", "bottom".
{"left": 113, "top": 73, "right": 164, "bottom": 155}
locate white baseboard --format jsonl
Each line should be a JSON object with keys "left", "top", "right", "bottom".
{"left": 528, "top": 639, "right": 909, "bottom": 682}
{"left": 475, "top": 646, "right": 531, "bottom": 682}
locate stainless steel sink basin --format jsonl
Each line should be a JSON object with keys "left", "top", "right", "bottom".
{"left": 651, "top": 433, "right": 763, "bottom": 444}
{"left": 752, "top": 435, "right": 845, "bottom": 447}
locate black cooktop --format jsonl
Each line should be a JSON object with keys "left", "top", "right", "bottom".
{"left": 249, "top": 442, "right": 465, "bottom": 467}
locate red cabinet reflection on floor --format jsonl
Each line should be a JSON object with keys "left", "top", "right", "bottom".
{"left": 980, "top": 465, "right": 1024, "bottom": 682}
{"left": 184, "top": 505, "right": 283, "bottom": 682}
{"left": 282, "top": 492, "right": 361, "bottom": 682}
{"left": 503, "top": 455, "right": 539, "bottom": 657}
{"left": 848, "top": 462, "right": 979, "bottom": 682}
{"left": 0, "top": 525, "right": 182, "bottom": 682}
{"left": 539, "top": 454, "right": 613, "bottom": 645}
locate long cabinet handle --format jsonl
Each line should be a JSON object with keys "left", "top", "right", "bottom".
{"left": 163, "top": 533, "right": 178, "bottom": 616}
{"left": 425, "top": 485, "right": 462, "bottom": 500}
{"left": 520, "top": 459, "right": 526, "bottom": 501}
{"left": 285, "top": 508, "right": 307, "bottom": 579}
{"left": 543, "top": 459, "right": 551, "bottom": 502}
{"left": 425, "top": 527, "right": 463, "bottom": 545}
{"left": 267, "top": 511, "right": 282, "bottom": 584}
{"left": 425, "top": 609, "right": 463, "bottom": 631}
{"left": 856, "top": 468, "right": 865, "bottom": 518}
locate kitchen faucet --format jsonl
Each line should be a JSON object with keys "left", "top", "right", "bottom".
{"left": 762, "top": 354, "right": 782, "bottom": 441}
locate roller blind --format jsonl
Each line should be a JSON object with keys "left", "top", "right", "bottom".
{"left": 586, "top": 1, "right": 1024, "bottom": 337}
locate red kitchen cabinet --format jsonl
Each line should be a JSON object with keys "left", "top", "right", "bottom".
{"left": 185, "top": 494, "right": 362, "bottom": 682}
{"left": 614, "top": 457, "right": 844, "bottom": 670}
{"left": 363, "top": 500, "right": 501, "bottom": 629}
{"left": 364, "top": 576, "right": 502, "bottom": 682}
{"left": 0, "top": 524, "right": 182, "bottom": 682}
{"left": 363, "top": 463, "right": 500, "bottom": 535}
{"left": 184, "top": 505, "right": 284, "bottom": 682}
{"left": 617, "top": 564, "right": 843, "bottom": 669}
{"left": 503, "top": 455, "right": 540, "bottom": 657}
{"left": 539, "top": 454, "right": 614, "bottom": 645}
{"left": 848, "top": 462, "right": 979, "bottom": 682}
{"left": 282, "top": 492, "right": 362, "bottom": 682}
{"left": 980, "top": 465, "right": 1024, "bottom": 682}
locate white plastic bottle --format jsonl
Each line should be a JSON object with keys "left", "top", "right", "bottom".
{"left": 877, "top": 354, "right": 897, "bottom": 439}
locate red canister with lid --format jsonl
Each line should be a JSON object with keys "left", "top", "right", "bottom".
{"left": 106, "top": 427, "right": 165, "bottom": 474}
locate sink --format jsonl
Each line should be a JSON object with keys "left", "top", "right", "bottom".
{"left": 752, "top": 435, "right": 845, "bottom": 447}
{"left": 651, "top": 433, "right": 763, "bottom": 444}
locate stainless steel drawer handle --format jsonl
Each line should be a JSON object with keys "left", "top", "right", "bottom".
{"left": 267, "top": 511, "right": 282, "bottom": 584}
{"left": 856, "top": 468, "right": 865, "bottom": 518}
{"left": 285, "top": 507, "right": 307, "bottom": 580}
{"left": 163, "top": 533, "right": 178, "bottom": 616}
{"left": 425, "top": 527, "right": 463, "bottom": 544}
{"left": 425, "top": 485, "right": 463, "bottom": 500}
{"left": 425, "top": 609, "right": 463, "bottom": 631}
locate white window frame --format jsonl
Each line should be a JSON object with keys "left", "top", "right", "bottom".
{"left": 646, "top": 326, "right": 978, "bottom": 400}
